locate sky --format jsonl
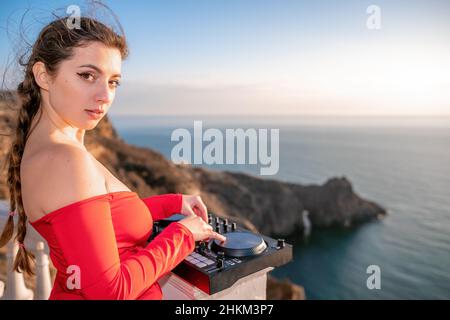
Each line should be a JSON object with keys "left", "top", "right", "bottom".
{"left": 0, "top": 0, "right": 449, "bottom": 116}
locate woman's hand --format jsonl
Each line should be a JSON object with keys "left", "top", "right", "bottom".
{"left": 180, "top": 194, "right": 209, "bottom": 223}
{"left": 178, "top": 215, "right": 227, "bottom": 243}
{"left": 178, "top": 194, "right": 226, "bottom": 243}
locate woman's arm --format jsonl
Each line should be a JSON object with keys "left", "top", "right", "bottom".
{"left": 142, "top": 194, "right": 210, "bottom": 223}
{"left": 141, "top": 193, "right": 182, "bottom": 221}
{"left": 50, "top": 198, "right": 195, "bottom": 299}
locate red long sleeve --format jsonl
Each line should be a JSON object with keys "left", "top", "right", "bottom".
{"left": 30, "top": 192, "right": 195, "bottom": 300}
{"left": 141, "top": 193, "right": 183, "bottom": 221}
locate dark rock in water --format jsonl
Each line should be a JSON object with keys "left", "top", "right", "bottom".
{"left": 193, "top": 170, "right": 386, "bottom": 236}
{"left": 290, "top": 176, "right": 387, "bottom": 229}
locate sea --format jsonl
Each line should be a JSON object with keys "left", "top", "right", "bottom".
{"left": 108, "top": 114, "right": 450, "bottom": 300}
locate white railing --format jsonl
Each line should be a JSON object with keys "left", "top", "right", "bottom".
{"left": 0, "top": 240, "right": 52, "bottom": 300}
{"left": 0, "top": 200, "right": 52, "bottom": 300}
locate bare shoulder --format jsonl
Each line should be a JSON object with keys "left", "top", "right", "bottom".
{"left": 21, "top": 143, "right": 106, "bottom": 222}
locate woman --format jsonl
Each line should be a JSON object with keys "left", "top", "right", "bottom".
{"left": 0, "top": 16, "right": 226, "bottom": 299}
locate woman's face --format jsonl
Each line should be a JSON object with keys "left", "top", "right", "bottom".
{"left": 46, "top": 41, "right": 122, "bottom": 130}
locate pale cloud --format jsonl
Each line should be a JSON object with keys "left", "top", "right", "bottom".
{"left": 112, "top": 38, "right": 450, "bottom": 116}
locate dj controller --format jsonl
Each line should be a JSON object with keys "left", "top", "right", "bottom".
{"left": 150, "top": 213, "right": 293, "bottom": 295}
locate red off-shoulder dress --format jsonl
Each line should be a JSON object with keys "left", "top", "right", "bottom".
{"left": 29, "top": 191, "right": 195, "bottom": 300}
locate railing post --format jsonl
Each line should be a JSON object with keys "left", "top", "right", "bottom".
{"left": 35, "top": 241, "right": 52, "bottom": 300}
{"left": 0, "top": 240, "right": 34, "bottom": 300}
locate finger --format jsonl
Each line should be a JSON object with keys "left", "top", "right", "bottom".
{"left": 184, "top": 205, "right": 196, "bottom": 217}
{"left": 210, "top": 231, "right": 227, "bottom": 243}
{"left": 192, "top": 206, "right": 201, "bottom": 218}
{"left": 193, "top": 205, "right": 208, "bottom": 223}
{"left": 194, "top": 197, "right": 208, "bottom": 222}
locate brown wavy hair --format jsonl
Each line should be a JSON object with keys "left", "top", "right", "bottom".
{"left": 0, "top": 16, "right": 128, "bottom": 276}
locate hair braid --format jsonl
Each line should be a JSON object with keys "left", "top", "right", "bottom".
{"left": 0, "top": 62, "right": 41, "bottom": 276}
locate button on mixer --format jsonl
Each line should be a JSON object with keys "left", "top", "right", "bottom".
{"left": 195, "top": 262, "right": 207, "bottom": 268}
{"left": 277, "top": 239, "right": 286, "bottom": 249}
{"left": 204, "top": 259, "right": 215, "bottom": 266}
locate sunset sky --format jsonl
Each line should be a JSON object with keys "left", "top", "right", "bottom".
{"left": 1, "top": 0, "right": 449, "bottom": 115}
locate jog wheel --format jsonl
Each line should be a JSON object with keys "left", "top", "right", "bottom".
{"left": 211, "top": 231, "right": 267, "bottom": 257}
